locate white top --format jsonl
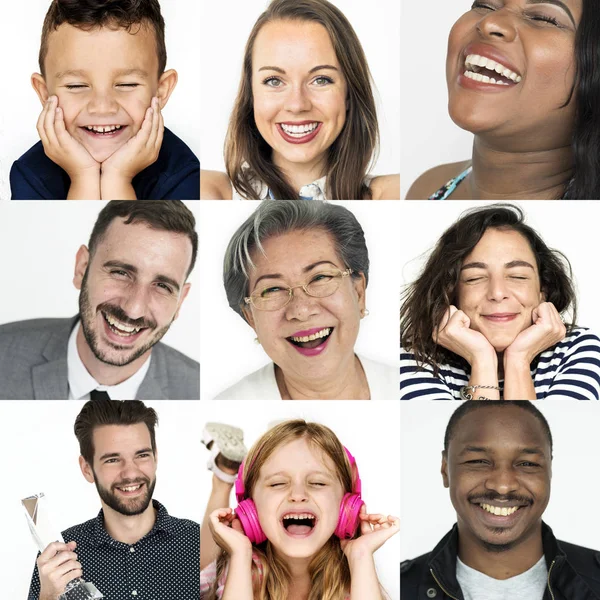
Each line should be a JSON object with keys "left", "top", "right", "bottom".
{"left": 67, "top": 321, "right": 151, "bottom": 400}
{"left": 456, "top": 555, "right": 547, "bottom": 600}
{"left": 214, "top": 356, "right": 398, "bottom": 400}
{"left": 231, "top": 174, "right": 374, "bottom": 200}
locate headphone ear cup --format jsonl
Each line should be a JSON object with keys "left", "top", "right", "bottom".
{"left": 235, "top": 498, "right": 267, "bottom": 544}
{"left": 335, "top": 493, "right": 365, "bottom": 539}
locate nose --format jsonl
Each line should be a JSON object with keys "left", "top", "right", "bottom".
{"left": 284, "top": 84, "right": 312, "bottom": 113}
{"left": 87, "top": 89, "right": 119, "bottom": 115}
{"left": 118, "top": 458, "right": 143, "bottom": 481}
{"left": 284, "top": 286, "right": 321, "bottom": 321}
{"left": 487, "top": 275, "right": 510, "bottom": 303}
{"left": 120, "top": 282, "right": 151, "bottom": 322}
{"left": 484, "top": 463, "right": 520, "bottom": 495}
{"left": 289, "top": 481, "right": 309, "bottom": 502}
{"left": 477, "top": 10, "right": 518, "bottom": 42}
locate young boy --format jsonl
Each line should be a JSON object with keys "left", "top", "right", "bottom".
{"left": 10, "top": 0, "right": 199, "bottom": 200}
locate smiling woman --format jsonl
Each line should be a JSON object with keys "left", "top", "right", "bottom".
{"left": 200, "top": 0, "right": 399, "bottom": 200}
{"left": 406, "top": 0, "right": 600, "bottom": 200}
{"left": 214, "top": 201, "right": 397, "bottom": 400}
{"left": 400, "top": 203, "right": 600, "bottom": 399}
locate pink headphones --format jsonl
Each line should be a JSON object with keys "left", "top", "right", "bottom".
{"left": 234, "top": 446, "right": 364, "bottom": 544}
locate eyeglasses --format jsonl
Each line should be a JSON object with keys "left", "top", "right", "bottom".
{"left": 245, "top": 268, "right": 353, "bottom": 311}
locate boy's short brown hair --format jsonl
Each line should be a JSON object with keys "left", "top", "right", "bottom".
{"left": 39, "top": 0, "right": 167, "bottom": 78}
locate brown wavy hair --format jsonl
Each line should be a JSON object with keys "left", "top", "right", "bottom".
{"left": 401, "top": 204, "right": 578, "bottom": 376}
{"left": 225, "top": 0, "right": 379, "bottom": 200}
{"left": 204, "top": 420, "right": 359, "bottom": 600}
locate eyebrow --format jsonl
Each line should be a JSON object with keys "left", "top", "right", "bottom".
{"left": 55, "top": 68, "right": 149, "bottom": 79}
{"left": 258, "top": 64, "right": 339, "bottom": 74}
{"left": 526, "top": 0, "right": 575, "bottom": 26}
{"left": 264, "top": 470, "right": 333, "bottom": 479}
{"left": 460, "top": 260, "right": 535, "bottom": 271}
{"left": 98, "top": 447, "right": 153, "bottom": 461}
{"left": 103, "top": 260, "right": 181, "bottom": 293}
{"left": 459, "top": 445, "right": 546, "bottom": 457}
{"left": 253, "top": 261, "right": 339, "bottom": 288}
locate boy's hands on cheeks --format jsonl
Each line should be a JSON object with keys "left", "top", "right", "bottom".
{"left": 504, "top": 302, "right": 566, "bottom": 366}
{"left": 37, "top": 96, "right": 101, "bottom": 199}
{"left": 209, "top": 508, "right": 252, "bottom": 559}
{"left": 341, "top": 505, "right": 400, "bottom": 562}
{"left": 100, "top": 97, "right": 164, "bottom": 200}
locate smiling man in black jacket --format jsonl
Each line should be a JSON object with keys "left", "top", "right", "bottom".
{"left": 401, "top": 401, "right": 600, "bottom": 600}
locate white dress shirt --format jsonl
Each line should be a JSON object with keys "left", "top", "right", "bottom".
{"left": 67, "top": 321, "right": 151, "bottom": 400}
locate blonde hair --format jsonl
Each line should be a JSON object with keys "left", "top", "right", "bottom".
{"left": 206, "top": 420, "right": 355, "bottom": 600}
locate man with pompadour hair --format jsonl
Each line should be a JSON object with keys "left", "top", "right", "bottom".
{"left": 28, "top": 398, "right": 199, "bottom": 600}
{"left": 0, "top": 200, "right": 199, "bottom": 400}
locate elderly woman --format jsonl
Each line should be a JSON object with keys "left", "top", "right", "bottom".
{"left": 201, "top": 0, "right": 399, "bottom": 200}
{"left": 215, "top": 200, "right": 397, "bottom": 399}
{"left": 407, "top": 0, "right": 600, "bottom": 200}
{"left": 400, "top": 204, "right": 600, "bottom": 400}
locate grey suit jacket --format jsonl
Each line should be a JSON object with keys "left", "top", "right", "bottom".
{"left": 0, "top": 317, "right": 200, "bottom": 400}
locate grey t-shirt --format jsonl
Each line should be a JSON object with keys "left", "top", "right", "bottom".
{"left": 456, "top": 555, "right": 547, "bottom": 600}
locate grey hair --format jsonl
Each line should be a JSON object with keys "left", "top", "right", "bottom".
{"left": 224, "top": 201, "right": 370, "bottom": 320}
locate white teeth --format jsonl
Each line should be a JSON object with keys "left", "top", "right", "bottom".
{"left": 464, "top": 54, "right": 522, "bottom": 83}
{"left": 464, "top": 70, "right": 510, "bottom": 86}
{"left": 282, "top": 513, "right": 315, "bottom": 520}
{"left": 290, "top": 328, "right": 331, "bottom": 343}
{"left": 119, "top": 485, "right": 141, "bottom": 492}
{"left": 86, "top": 125, "right": 122, "bottom": 133}
{"left": 104, "top": 313, "right": 142, "bottom": 335}
{"left": 480, "top": 503, "right": 520, "bottom": 516}
{"left": 280, "top": 122, "right": 319, "bottom": 136}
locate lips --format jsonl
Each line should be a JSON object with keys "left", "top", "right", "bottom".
{"left": 114, "top": 481, "right": 145, "bottom": 496}
{"left": 80, "top": 125, "right": 128, "bottom": 140}
{"left": 471, "top": 499, "right": 531, "bottom": 528}
{"left": 101, "top": 311, "right": 149, "bottom": 345}
{"left": 280, "top": 511, "right": 318, "bottom": 537}
{"left": 286, "top": 327, "right": 333, "bottom": 356}
{"left": 482, "top": 313, "right": 519, "bottom": 323}
{"left": 458, "top": 42, "right": 522, "bottom": 92}
{"left": 277, "top": 122, "right": 322, "bottom": 144}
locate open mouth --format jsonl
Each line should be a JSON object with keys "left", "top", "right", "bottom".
{"left": 472, "top": 500, "right": 530, "bottom": 525}
{"left": 101, "top": 311, "right": 148, "bottom": 343}
{"left": 80, "top": 124, "right": 128, "bottom": 138}
{"left": 277, "top": 122, "right": 322, "bottom": 144}
{"left": 115, "top": 482, "right": 145, "bottom": 496}
{"left": 281, "top": 512, "right": 317, "bottom": 537}
{"left": 286, "top": 327, "right": 333, "bottom": 356}
{"left": 463, "top": 54, "right": 522, "bottom": 86}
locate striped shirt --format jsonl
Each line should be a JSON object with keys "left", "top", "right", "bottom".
{"left": 400, "top": 327, "right": 600, "bottom": 400}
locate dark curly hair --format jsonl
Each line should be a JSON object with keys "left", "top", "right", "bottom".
{"left": 39, "top": 0, "right": 166, "bottom": 77}
{"left": 401, "top": 204, "right": 578, "bottom": 375}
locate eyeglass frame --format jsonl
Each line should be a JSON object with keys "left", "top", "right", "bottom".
{"left": 244, "top": 268, "right": 354, "bottom": 311}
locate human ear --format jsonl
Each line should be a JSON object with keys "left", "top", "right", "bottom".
{"left": 242, "top": 305, "right": 257, "bottom": 331}
{"left": 353, "top": 272, "right": 366, "bottom": 314}
{"left": 441, "top": 452, "right": 450, "bottom": 488}
{"left": 73, "top": 246, "right": 90, "bottom": 291}
{"left": 31, "top": 73, "right": 50, "bottom": 105}
{"left": 173, "top": 282, "right": 191, "bottom": 321}
{"left": 79, "top": 456, "right": 95, "bottom": 484}
{"left": 156, "top": 69, "right": 178, "bottom": 109}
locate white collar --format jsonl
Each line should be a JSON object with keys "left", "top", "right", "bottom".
{"left": 67, "top": 321, "right": 152, "bottom": 400}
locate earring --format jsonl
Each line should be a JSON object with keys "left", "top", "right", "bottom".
{"left": 361, "top": 309, "right": 370, "bottom": 318}
{"left": 254, "top": 337, "right": 261, "bottom": 345}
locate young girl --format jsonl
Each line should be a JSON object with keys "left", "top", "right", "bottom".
{"left": 200, "top": 419, "right": 399, "bottom": 599}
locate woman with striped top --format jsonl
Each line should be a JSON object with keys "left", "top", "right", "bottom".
{"left": 400, "top": 204, "right": 600, "bottom": 400}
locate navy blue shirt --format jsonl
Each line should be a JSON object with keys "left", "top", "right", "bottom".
{"left": 11, "top": 128, "right": 199, "bottom": 200}
{"left": 28, "top": 500, "right": 200, "bottom": 600}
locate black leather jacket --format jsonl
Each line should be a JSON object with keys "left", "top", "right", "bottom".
{"left": 401, "top": 523, "right": 600, "bottom": 600}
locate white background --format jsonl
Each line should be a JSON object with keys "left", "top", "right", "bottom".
{"left": 199, "top": 0, "right": 400, "bottom": 177}
{"left": 400, "top": 1, "right": 473, "bottom": 199}
{"left": 0, "top": 400, "right": 202, "bottom": 600}
{"left": 0, "top": 201, "right": 200, "bottom": 362}
{"left": 200, "top": 401, "right": 401, "bottom": 599}
{"left": 400, "top": 200, "right": 600, "bottom": 334}
{"left": 401, "top": 400, "right": 600, "bottom": 560}
{"left": 0, "top": 0, "right": 201, "bottom": 201}
{"left": 199, "top": 201, "right": 401, "bottom": 400}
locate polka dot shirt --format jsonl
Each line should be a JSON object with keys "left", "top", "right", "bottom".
{"left": 29, "top": 500, "right": 199, "bottom": 600}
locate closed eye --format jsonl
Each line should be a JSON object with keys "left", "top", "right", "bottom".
{"left": 65, "top": 84, "right": 87, "bottom": 90}
{"left": 117, "top": 83, "right": 140, "bottom": 88}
